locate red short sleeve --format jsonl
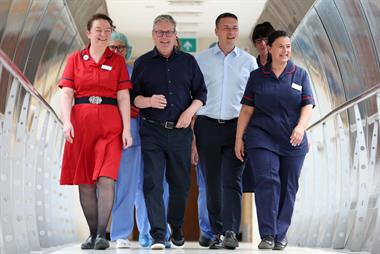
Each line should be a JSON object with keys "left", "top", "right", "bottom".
{"left": 59, "top": 53, "right": 76, "bottom": 89}
{"left": 117, "top": 58, "right": 133, "bottom": 91}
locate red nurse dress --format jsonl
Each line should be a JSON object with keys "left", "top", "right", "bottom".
{"left": 59, "top": 45, "right": 132, "bottom": 185}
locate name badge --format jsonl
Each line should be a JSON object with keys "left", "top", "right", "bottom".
{"left": 291, "top": 83, "right": 302, "bottom": 91}
{"left": 101, "top": 64, "right": 112, "bottom": 71}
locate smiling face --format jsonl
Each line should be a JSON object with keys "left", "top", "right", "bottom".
{"left": 215, "top": 17, "right": 239, "bottom": 48}
{"left": 268, "top": 36, "right": 291, "bottom": 65}
{"left": 152, "top": 20, "right": 176, "bottom": 58}
{"left": 86, "top": 19, "right": 112, "bottom": 48}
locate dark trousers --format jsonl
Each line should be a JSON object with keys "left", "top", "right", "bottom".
{"left": 247, "top": 148, "right": 305, "bottom": 241}
{"left": 140, "top": 120, "right": 192, "bottom": 241}
{"left": 194, "top": 116, "right": 244, "bottom": 235}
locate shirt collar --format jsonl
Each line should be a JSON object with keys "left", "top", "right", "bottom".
{"left": 212, "top": 44, "right": 239, "bottom": 57}
{"left": 80, "top": 44, "right": 114, "bottom": 64}
{"left": 151, "top": 46, "right": 179, "bottom": 58}
{"left": 262, "top": 60, "right": 296, "bottom": 77}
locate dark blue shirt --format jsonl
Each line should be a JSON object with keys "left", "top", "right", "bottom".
{"left": 132, "top": 48, "right": 207, "bottom": 122}
{"left": 241, "top": 61, "right": 315, "bottom": 156}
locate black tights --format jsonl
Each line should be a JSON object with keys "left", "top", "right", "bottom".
{"left": 79, "top": 177, "right": 115, "bottom": 238}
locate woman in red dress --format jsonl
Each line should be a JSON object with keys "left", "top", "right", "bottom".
{"left": 59, "top": 13, "right": 132, "bottom": 250}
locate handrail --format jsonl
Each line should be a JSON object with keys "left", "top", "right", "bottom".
{"left": 0, "top": 49, "right": 62, "bottom": 125}
{"left": 308, "top": 83, "right": 380, "bottom": 130}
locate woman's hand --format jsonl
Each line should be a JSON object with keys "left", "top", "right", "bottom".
{"left": 235, "top": 137, "right": 245, "bottom": 162}
{"left": 290, "top": 124, "right": 305, "bottom": 146}
{"left": 63, "top": 121, "right": 74, "bottom": 143}
{"left": 122, "top": 129, "right": 133, "bottom": 149}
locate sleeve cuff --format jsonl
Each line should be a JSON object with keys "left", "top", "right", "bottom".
{"left": 118, "top": 80, "right": 133, "bottom": 90}
{"left": 241, "top": 96, "right": 254, "bottom": 106}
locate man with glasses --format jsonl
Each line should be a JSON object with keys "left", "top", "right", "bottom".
{"left": 193, "top": 12, "right": 258, "bottom": 249}
{"left": 132, "top": 14, "right": 207, "bottom": 250}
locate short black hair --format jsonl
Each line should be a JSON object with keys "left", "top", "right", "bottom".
{"left": 215, "top": 12, "right": 238, "bottom": 27}
{"left": 251, "top": 21, "right": 275, "bottom": 43}
{"left": 267, "top": 30, "right": 288, "bottom": 47}
{"left": 86, "top": 13, "right": 115, "bottom": 31}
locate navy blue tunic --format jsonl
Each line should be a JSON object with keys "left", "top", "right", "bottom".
{"left": 241, "top": 61, "right": 315, "bottom": 156}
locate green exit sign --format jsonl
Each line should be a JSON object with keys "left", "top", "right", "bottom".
{"left": 178, "top": 37, "right": 197, "bottom": 53}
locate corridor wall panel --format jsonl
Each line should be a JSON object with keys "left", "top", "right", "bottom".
{"left": 288, "top": 1, "right": 380, "bottom": 253}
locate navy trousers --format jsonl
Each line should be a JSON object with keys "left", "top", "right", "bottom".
{"left": 140, "top": 120, "right": 192, "bottom": 241}
{"left": 247, "top": 148, "right": 305, "bottom": 241}
{"left": 195, "top": 116, "right": 244, "bottom": 236}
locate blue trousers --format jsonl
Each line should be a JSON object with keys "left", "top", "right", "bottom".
{"left": 195, "top": 164, "right": 213, "bottom": 239}
{"left": 111, "top": 118, "right": 170, "bottom": 240}
{"left": 247, "top": 148, "right": 305, "bottom": 241}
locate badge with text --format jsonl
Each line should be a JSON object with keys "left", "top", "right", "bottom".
{"left": 291, "top": 83, "right": 302, "bottom": 91}
{"left": 101, "top": 64, "right": 112, "bottom": 71}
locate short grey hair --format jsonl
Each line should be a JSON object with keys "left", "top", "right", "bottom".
{"left": 153, "top": 14, "right": 176, "bottom": 31}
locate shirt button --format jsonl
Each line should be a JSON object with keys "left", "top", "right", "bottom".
{"left": 170, "top": 104, "right": 174, "bottom": 107}
{"left": 168, "top": 69, "right": 170, "bottom": 72}
{"left": 169, "top": 92, "right": 173, "bottom": 95}
{"left": 168, "top": 80, "right": 171, "bottom": 83}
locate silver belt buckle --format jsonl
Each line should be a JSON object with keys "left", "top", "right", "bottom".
{"left": 164, "top": 121, "right": 175, "bottom": 129}
{"left": 89, "top": 96, "right": 102, "bottom": 104}
{"left": 217, "top": 119, "right": 225, "bottom": 124}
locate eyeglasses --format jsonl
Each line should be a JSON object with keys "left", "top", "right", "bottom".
{"left": 153, "top": 30, "right": 176, "bottom": 37}
{"left": 254, "top": 38, "right": 268, "bottom": 44}
{"left": 109, "top": 45, "right": 127, "bottom": 52}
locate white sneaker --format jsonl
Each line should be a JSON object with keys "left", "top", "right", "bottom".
{"left": 151, "top": 241, "right": 165, "bottom": 250}
{"left": 116, "top": 238, "right": 131, "bottom": 249}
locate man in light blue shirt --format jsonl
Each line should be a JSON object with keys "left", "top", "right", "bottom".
{"left": 193, "top": 12, "right": 257, "bottom": 250}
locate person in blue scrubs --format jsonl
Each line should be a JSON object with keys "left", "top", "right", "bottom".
{"left": 235, "top": 30, "right": 315, "bottom": 251}
{"left": 109, "top": 32, "right": 171, "bottom": 249}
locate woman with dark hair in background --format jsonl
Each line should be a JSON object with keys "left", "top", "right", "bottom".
{"left": 251, "top": 21, "right": 275, "bottom": 67}
{"left": 235, "top": 30, "right": 314, "bottom": 250}
{"left": 242, "top": 21, "right": 276, "bottom": 194}
{"left": 59, "top": 14, "right": 132, "bottom": 250}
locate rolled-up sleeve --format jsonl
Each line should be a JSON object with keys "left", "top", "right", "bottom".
{"left": 190, "top": 57, "right": 207, "bottom": 105}
{"left": 59, "top": 54, "right": 75, "bottom": 89}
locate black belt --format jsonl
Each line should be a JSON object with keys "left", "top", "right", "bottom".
{"left": 142, "top": 117, "right": 176, "bottom": 129}
{"left": 198, "top": 115, "right": 237, "bottom": 124}
{"left": 74, "top": 96, "right": 117, "bottom": 105}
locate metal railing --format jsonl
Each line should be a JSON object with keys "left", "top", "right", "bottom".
{"left": 0, "top": 49, "right": 77, "bottom": 254}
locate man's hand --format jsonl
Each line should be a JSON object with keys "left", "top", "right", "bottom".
{"left": 150, "top": 94, "right": 167, "bottom": 109}
{"left": 191, "top": 137, "right": 198, "bottom": 165}
{"left": 176, "top": 109, "right": 193, "bottom": 128}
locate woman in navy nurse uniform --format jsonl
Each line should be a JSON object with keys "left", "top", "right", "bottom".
{"left": 235, "top": 30, "right": 315, "bottom": 250}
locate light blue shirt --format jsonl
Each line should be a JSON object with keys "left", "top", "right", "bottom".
{"left": 195, "top": 45, "right": 258, "bottom": 120}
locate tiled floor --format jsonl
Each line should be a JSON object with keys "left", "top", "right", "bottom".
{"left": 34, "top": 241, "right": 367, "bottom": 254}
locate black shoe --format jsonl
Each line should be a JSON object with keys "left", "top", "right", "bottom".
{"left": 94, "top": 235, "right": 110, "bottom": 250}
{"left": 273, "top": 237, "right": 288, "bottom": 250}
{"left": 258, "top": 235, "right": 274, "bottom": 249}
{"left": 223, "top": 230, "right": 239, "bottom": 249}
{"left": 209, "top": 236, "right": 223, "bottom": 249}
{"left": 81, "top": 236, "right": 95, "bottom": 249}
{"left": 199, "top": 234, "right": 212, "bottom": 247}
{"left": 170, "top": 225, "right": 185, "bottom": 248}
